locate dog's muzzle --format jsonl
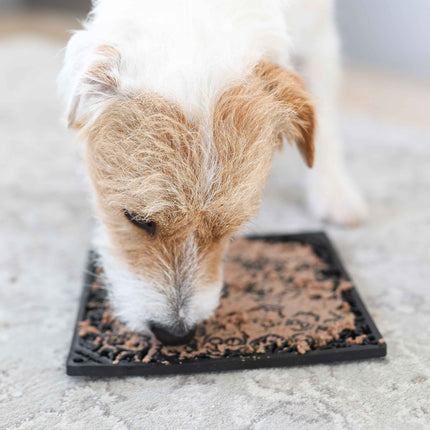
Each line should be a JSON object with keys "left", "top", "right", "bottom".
{"left": 150, "top": 322, "right": 196, "bottom": 345}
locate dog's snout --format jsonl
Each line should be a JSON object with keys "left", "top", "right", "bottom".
{"left": 150, "top": 322, "right": 196, "bottom": 346}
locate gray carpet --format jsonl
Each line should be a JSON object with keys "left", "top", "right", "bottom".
{"left": 1, "top": 36, "right": 429, "bottom": 430}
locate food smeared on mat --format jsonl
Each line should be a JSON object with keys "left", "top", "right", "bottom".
{"left": 77, "top": 238, "right": 376, "bottom": 365}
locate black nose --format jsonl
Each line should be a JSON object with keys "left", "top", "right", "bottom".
{"left": 150, "top": 323, "right": 196, "bottom": 346}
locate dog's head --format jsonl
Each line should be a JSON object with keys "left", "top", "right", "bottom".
{"left": 63, "top": 46, "right": 315, "bottom": 343}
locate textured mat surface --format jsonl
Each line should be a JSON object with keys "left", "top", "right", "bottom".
{"left": 0, "top": 37, "right": 429, "bottom": 429}
{"left": 67, "top": 233, "right": 385, "bottom": 377}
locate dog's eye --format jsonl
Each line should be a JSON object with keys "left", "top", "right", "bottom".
{"left": 123, "top": 209, "right": 156, "bottom": 236}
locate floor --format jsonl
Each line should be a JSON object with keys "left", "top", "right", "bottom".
{"left": 0, "top": 14, "right": 429, "bottom": 430}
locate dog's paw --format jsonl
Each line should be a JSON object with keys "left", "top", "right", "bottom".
{"left": 307, "top": 171, "right": 368, "bottom": 227}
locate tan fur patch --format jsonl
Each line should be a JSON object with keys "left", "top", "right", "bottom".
{"left": 83, "top": 60, "right": 315, "bottom": 291}
{"left": 68, "top": 45, "right": 121, "bottom": 129}
{"left": 249, "top": 60, "right": 315, "bottom": 167}
{"left": 86, "top": 45, "right": 120, "bottom": 89}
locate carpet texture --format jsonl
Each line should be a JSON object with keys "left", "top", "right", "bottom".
{"left": 0, "top": 37, "right": 429, "bottom": 430}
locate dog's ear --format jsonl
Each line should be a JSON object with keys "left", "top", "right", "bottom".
{"left": 254, "top": 61, "right": 315, "bottom": 168}
{"left": 67, "top": 45, "right": 121, "bottom": 129}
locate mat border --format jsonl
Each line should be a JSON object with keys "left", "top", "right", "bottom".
{"left": 67, "top": 232, "right": 387, "bottom": 377}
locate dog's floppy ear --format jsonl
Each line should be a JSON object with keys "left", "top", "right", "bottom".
{"left": 67, "top": 45, "right": 121, "bottom": 129}
{"left": 254, "top": 61, "right": 315, "bottom": 168}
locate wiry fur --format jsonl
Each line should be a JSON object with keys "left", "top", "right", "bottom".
{"left": 58, "top": 0, "right": 366, "bottom": 334}
{"left": 82, "top": 60, "right": 314, "bottom": 331}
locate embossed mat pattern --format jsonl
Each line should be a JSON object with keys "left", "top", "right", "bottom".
{"left": 67, "top": 232, "right": 386, "bottom": 376}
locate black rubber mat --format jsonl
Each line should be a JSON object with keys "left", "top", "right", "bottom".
{"left": 67, "top": 232, "right": 386, "bottom": 377}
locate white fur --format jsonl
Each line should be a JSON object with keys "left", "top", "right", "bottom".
{"left": 92, "top": 224, "right": 165, "bottom": 331}
{"left": 58, "top": 0, "right": 291, "bottom": 124}
{"left": 59, "top": 0, "right": 367, "bottom": 333}
{"left": 93, "top": 223, "right": 222, "bottom": 331}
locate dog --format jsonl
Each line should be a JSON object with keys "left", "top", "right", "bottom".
{"left": 58, "top": 0, "right": 367, "bottom": 345}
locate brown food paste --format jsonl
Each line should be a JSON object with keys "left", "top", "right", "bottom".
{"left": 78, "top": 239, "right": 365, "bottom": 364}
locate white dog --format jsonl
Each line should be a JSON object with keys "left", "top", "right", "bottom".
{"left": 58, "top": 0, "right": 366, "bottom": 345}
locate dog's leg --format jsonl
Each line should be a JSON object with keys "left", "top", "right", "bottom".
{"left": 295, "top": 7, "right": 368, "bottom": 226}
